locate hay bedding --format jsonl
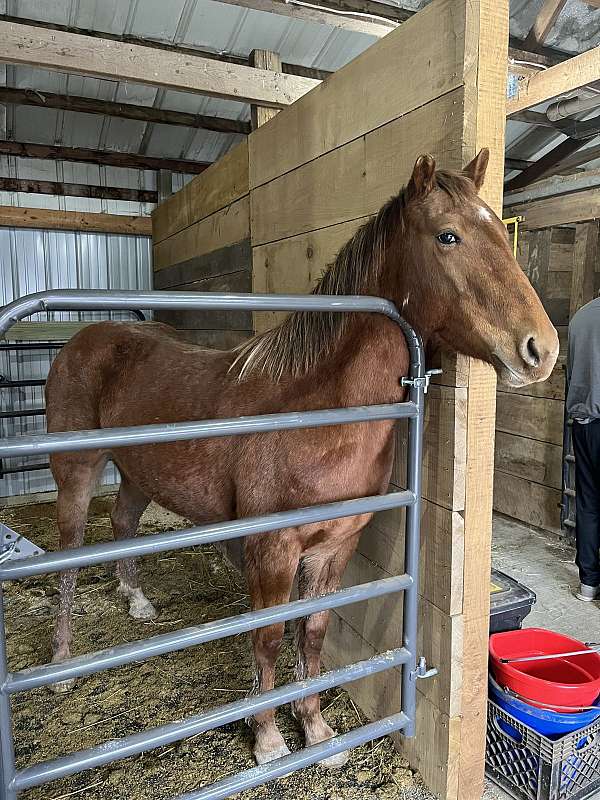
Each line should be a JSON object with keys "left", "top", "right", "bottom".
{"left": 2, "top": 498, "right": 431, "bottom": 800}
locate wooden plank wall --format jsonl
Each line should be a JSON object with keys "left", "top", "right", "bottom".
{"left": 250, "top": 2, "right": 507, "bottom": 798}
{"left": 494, "top": 216, "right": 600, "bottom": 534}
{"left": 151, "top": 142, "right": 253, "bottom": 349}
{"left": 151, "top": 2, "right": 507, "bottom": 797}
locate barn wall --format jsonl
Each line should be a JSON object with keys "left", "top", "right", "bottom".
{"left": 151, "top": 3, "right": 508, "bottom": 798}
{"left": 0, "top": 157, "right": 155, "bottom": 500}
{"left": 494, "top": 197, "right": 600, "bottom": 534}
{"left": 151, "top": 142, "right": 253, "bottom": 349}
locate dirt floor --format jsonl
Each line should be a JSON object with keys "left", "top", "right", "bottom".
{"left": 2, "top": 498, "right": 434, "bottom": 800}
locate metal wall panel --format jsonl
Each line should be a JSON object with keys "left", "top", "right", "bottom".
{"left": 0, "top": 225, "right": 151, "bottom": 498}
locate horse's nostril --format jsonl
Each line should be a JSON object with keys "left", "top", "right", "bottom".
{"left": 526, "top": 336, "right": 541, "bottom": 367}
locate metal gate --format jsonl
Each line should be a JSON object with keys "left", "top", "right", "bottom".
{"left": 0, "top": 289, "right": 435, "bottom": 800}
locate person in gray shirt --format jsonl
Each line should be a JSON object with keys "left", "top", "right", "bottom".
{"left": 567, "top": 296, "right": 600, "bottom": 601}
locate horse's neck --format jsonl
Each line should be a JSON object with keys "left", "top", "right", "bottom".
{"left": 315, "top": 315, "right": 409, "bottom": 406}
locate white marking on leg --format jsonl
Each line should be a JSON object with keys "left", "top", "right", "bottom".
{"left": 119, "top": 581, "right": 157, "bottom": 620}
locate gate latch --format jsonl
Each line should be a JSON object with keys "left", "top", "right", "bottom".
{"left": 411, "top": 656, "right": 438, "bottom": 682}
{"left": 401, "top": 368, "right": 442, "bottom": 395}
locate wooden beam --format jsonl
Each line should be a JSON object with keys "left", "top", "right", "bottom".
{"left": 0, "top": 178, "right": 157, "bottom": 203}
{"left": 506, "top": 187, "right": 600, "bottom": 228}
{"left": 571, "top": 221, "right": 599, "bottom": 316}
{"left": 0, "top": 87, "right": 250, "bottom": 136}
{"left": 0, "top": 140, "right": 210, "bottom": 174}
{"left": 505, "top": 167, "right": 600, "bottom": 205}
{"left": 504, "top": 136, "right": 591, "bottom": 191}
{"left": 506, "top": 156, "right": 534, "bottom": 170}
{"left": 250, "top": 50, "right": 282, "bottom": 129}
{"left": 213, "top": 0, "right": 403, "bottom": 36}
{"left": 523, "top": 0, "right": 568, "bottom": 51}
{"left": 509, "top": 109, "right": 557, "bottom": 127}
{"left": 560, "top": 142, "right": 600, "bottom": 170}
{"left": 0, "top": 13, "right": 332, "bottom": 82}
{"left": 0, "top": 21, "right": 319, "bottom": 108}
{"left": 510, "top": 110, "right": 600, "bottom": 140}
{"left": 507, "top": 46, "right": 600, "bottom": 116}
{"left": 0, "top": 206, "right": 151, "bottom": 235}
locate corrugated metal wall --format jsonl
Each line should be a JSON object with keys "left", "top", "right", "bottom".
{"left": 0, "top": 155, "right": 154, "bottom": 499}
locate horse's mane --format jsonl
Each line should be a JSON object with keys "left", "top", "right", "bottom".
{"left": 231, "top": 169, "right": 473, "bottom": 382}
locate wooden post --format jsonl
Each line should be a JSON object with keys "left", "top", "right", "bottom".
{"left": 249, "top": 49, "right": 282, "bottom": 129}
{"left": 527, "top": 228, "right": 552, "bottom": 300}
{"left": 571, "top": 221, "right": 599, "bottom": 316}
{"left": 158, "top": 169, "right": 173, "bottom": 203}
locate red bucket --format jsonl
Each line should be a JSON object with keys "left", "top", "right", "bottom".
{"left": 489, "top": 628, "right": 600, "bottom": 712}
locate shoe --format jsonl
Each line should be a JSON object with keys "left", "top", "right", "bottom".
{"left": 575, "top": 583, "right": 599, "bottom": 602}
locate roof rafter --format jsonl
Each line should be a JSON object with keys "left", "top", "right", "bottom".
{"left": 0, "top": 21, "right": 319, "bottom": 108}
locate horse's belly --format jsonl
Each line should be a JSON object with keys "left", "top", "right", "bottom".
{"left": 111, "top": 439, "right": 234, "bottom": 524}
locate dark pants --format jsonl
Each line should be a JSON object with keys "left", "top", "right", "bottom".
{"left": 573, "top": 419, "right": 600, "bottom": 586}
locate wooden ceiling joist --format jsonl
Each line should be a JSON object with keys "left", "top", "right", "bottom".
{"left": 507, "top": 46, "right": 600, "bottom": 116}
{"left": 213, "top": 0, "right": 404, "bottom": 36}
{"left": 504, "top": 136, "right": 590, "bottom": 191}
{"left": 0, "top": 14, "right": 332, "bottom": 82}
{"left": 0, "top": 88, "right": 250, "bottom": 136}
{"left": 0, "top": 140, "right": 211, "bottom": 174}
{"left": 0, "top": 206, "right": 151, "bottom": 235}
{"left": 0, "top": 178, "right": 157, "bottom": 203}
{"left": 0, "top": 21, "right": 319, "bottom": 108}
{"left": 522, "top": 0, "right": 568, "bottom": 51}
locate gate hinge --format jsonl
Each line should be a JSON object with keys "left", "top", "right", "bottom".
{"left": 401, "top": 369, "right": 442, "bottom": 395}
{"left": 411, "top": 656, "right": 438, "bottom": 682}
{"left": 0, "top": 523, "right": 44, "bottom": 564}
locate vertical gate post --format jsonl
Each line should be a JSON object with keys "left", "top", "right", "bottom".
{"left": 400, "top": 369, "right": 426, "bottom": 736}
{"left": 0, "top": 583, "right": 16, "bottom": 800}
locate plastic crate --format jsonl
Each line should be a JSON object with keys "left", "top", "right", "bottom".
{"left": 490, "top": 569, "right": 536, "bottom": 634}
{"left": 486, "top": 700, "right": 600, "bottom": 800}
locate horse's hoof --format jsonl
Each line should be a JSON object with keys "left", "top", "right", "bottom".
{"left": 120, "top": 585, "right": 157, "bottom": 620}
{"left": 128, "top": 598, "right": 157, "bottom": 620}
{"left": 49, "top": 677, "right": 76, "bottom": 694}
{"left": 319, "top": 749, "right": 349, "bottom": 769}
{"left": 253, "top": 744, "right": 291, "bottom": 765}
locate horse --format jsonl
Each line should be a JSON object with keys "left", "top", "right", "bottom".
{"left": 45, "top": 149, "right": 558, "bottom": 767}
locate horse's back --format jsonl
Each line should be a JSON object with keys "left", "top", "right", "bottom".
{"left": 45, "top": 321, "right": 229, "bottom": 433}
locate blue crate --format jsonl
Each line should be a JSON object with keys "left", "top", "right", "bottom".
{"left": 486, "top": 700, "right": 600, "bottom": 800}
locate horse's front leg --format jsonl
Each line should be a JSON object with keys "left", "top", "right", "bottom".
{"left": 293, "top": 528, "right": 363, "bottom": 768}
{"left": 245, "top": 530, "right": 302, "bottom": 765}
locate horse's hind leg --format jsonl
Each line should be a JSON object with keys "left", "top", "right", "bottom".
{"left": 111, "top": 477, "right": 156, "bottom": 620}
{"left": 293, "top": 530, "right": 362, "bottom": 768}
{"left": 245, "top": 531, "right": 302, "bottom": 765}
{"left": 50, "top": 452, "right": 107, "bottom": 692}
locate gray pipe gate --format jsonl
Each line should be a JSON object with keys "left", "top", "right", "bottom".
{"left": 0, "top": 289, "right": 437, "bottom": 800}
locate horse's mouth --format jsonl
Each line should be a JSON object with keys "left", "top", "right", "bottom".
{"left": 490, "top": 353, "right": 534, "bottom": 388}
{"left": 491, "top": 353, "right": 547, "bottom": 389}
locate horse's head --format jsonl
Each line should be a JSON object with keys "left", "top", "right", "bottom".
{"left": 393, "top": 149, "right": 558, "bottom": 387}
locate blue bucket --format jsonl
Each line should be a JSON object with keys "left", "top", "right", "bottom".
{"left": 489, "top": 675, "right": 600, "bottom": 738}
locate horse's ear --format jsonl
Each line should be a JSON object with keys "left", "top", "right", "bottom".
{"left": 463, "top": 148, "right": 489, "bottom": 191}
{"left": 407, "top": 154, "right": 436, "bottom": 200}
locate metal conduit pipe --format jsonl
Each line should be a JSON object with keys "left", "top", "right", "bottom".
{"left": 547, "top": 92, "right": 600, "bottom": 121}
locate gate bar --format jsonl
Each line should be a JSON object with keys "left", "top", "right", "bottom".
{"left": 0, "top": 403, "right": 418, "bottom": 459}
{"left": 178, "top": 713, "right": 410, "bottom": 800}
{"left": 0, "top": 290, "right": 419, "bottom": 360}
{"left": 12, "top": 647, "right": 410, "bottom": 791}
{"left": 0, "top": 491, "right": 414, "bottom": 582}
{"left": 3, "top": 574, "right": 411, "bottom": 693}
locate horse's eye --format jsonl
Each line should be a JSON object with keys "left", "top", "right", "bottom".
{"left": 437, "top": 231, "right": 460, "bottom": 246}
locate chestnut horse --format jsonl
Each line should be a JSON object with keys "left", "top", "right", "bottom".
{"left": 45, "top": 150, "right": 558, "bottom": 766}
